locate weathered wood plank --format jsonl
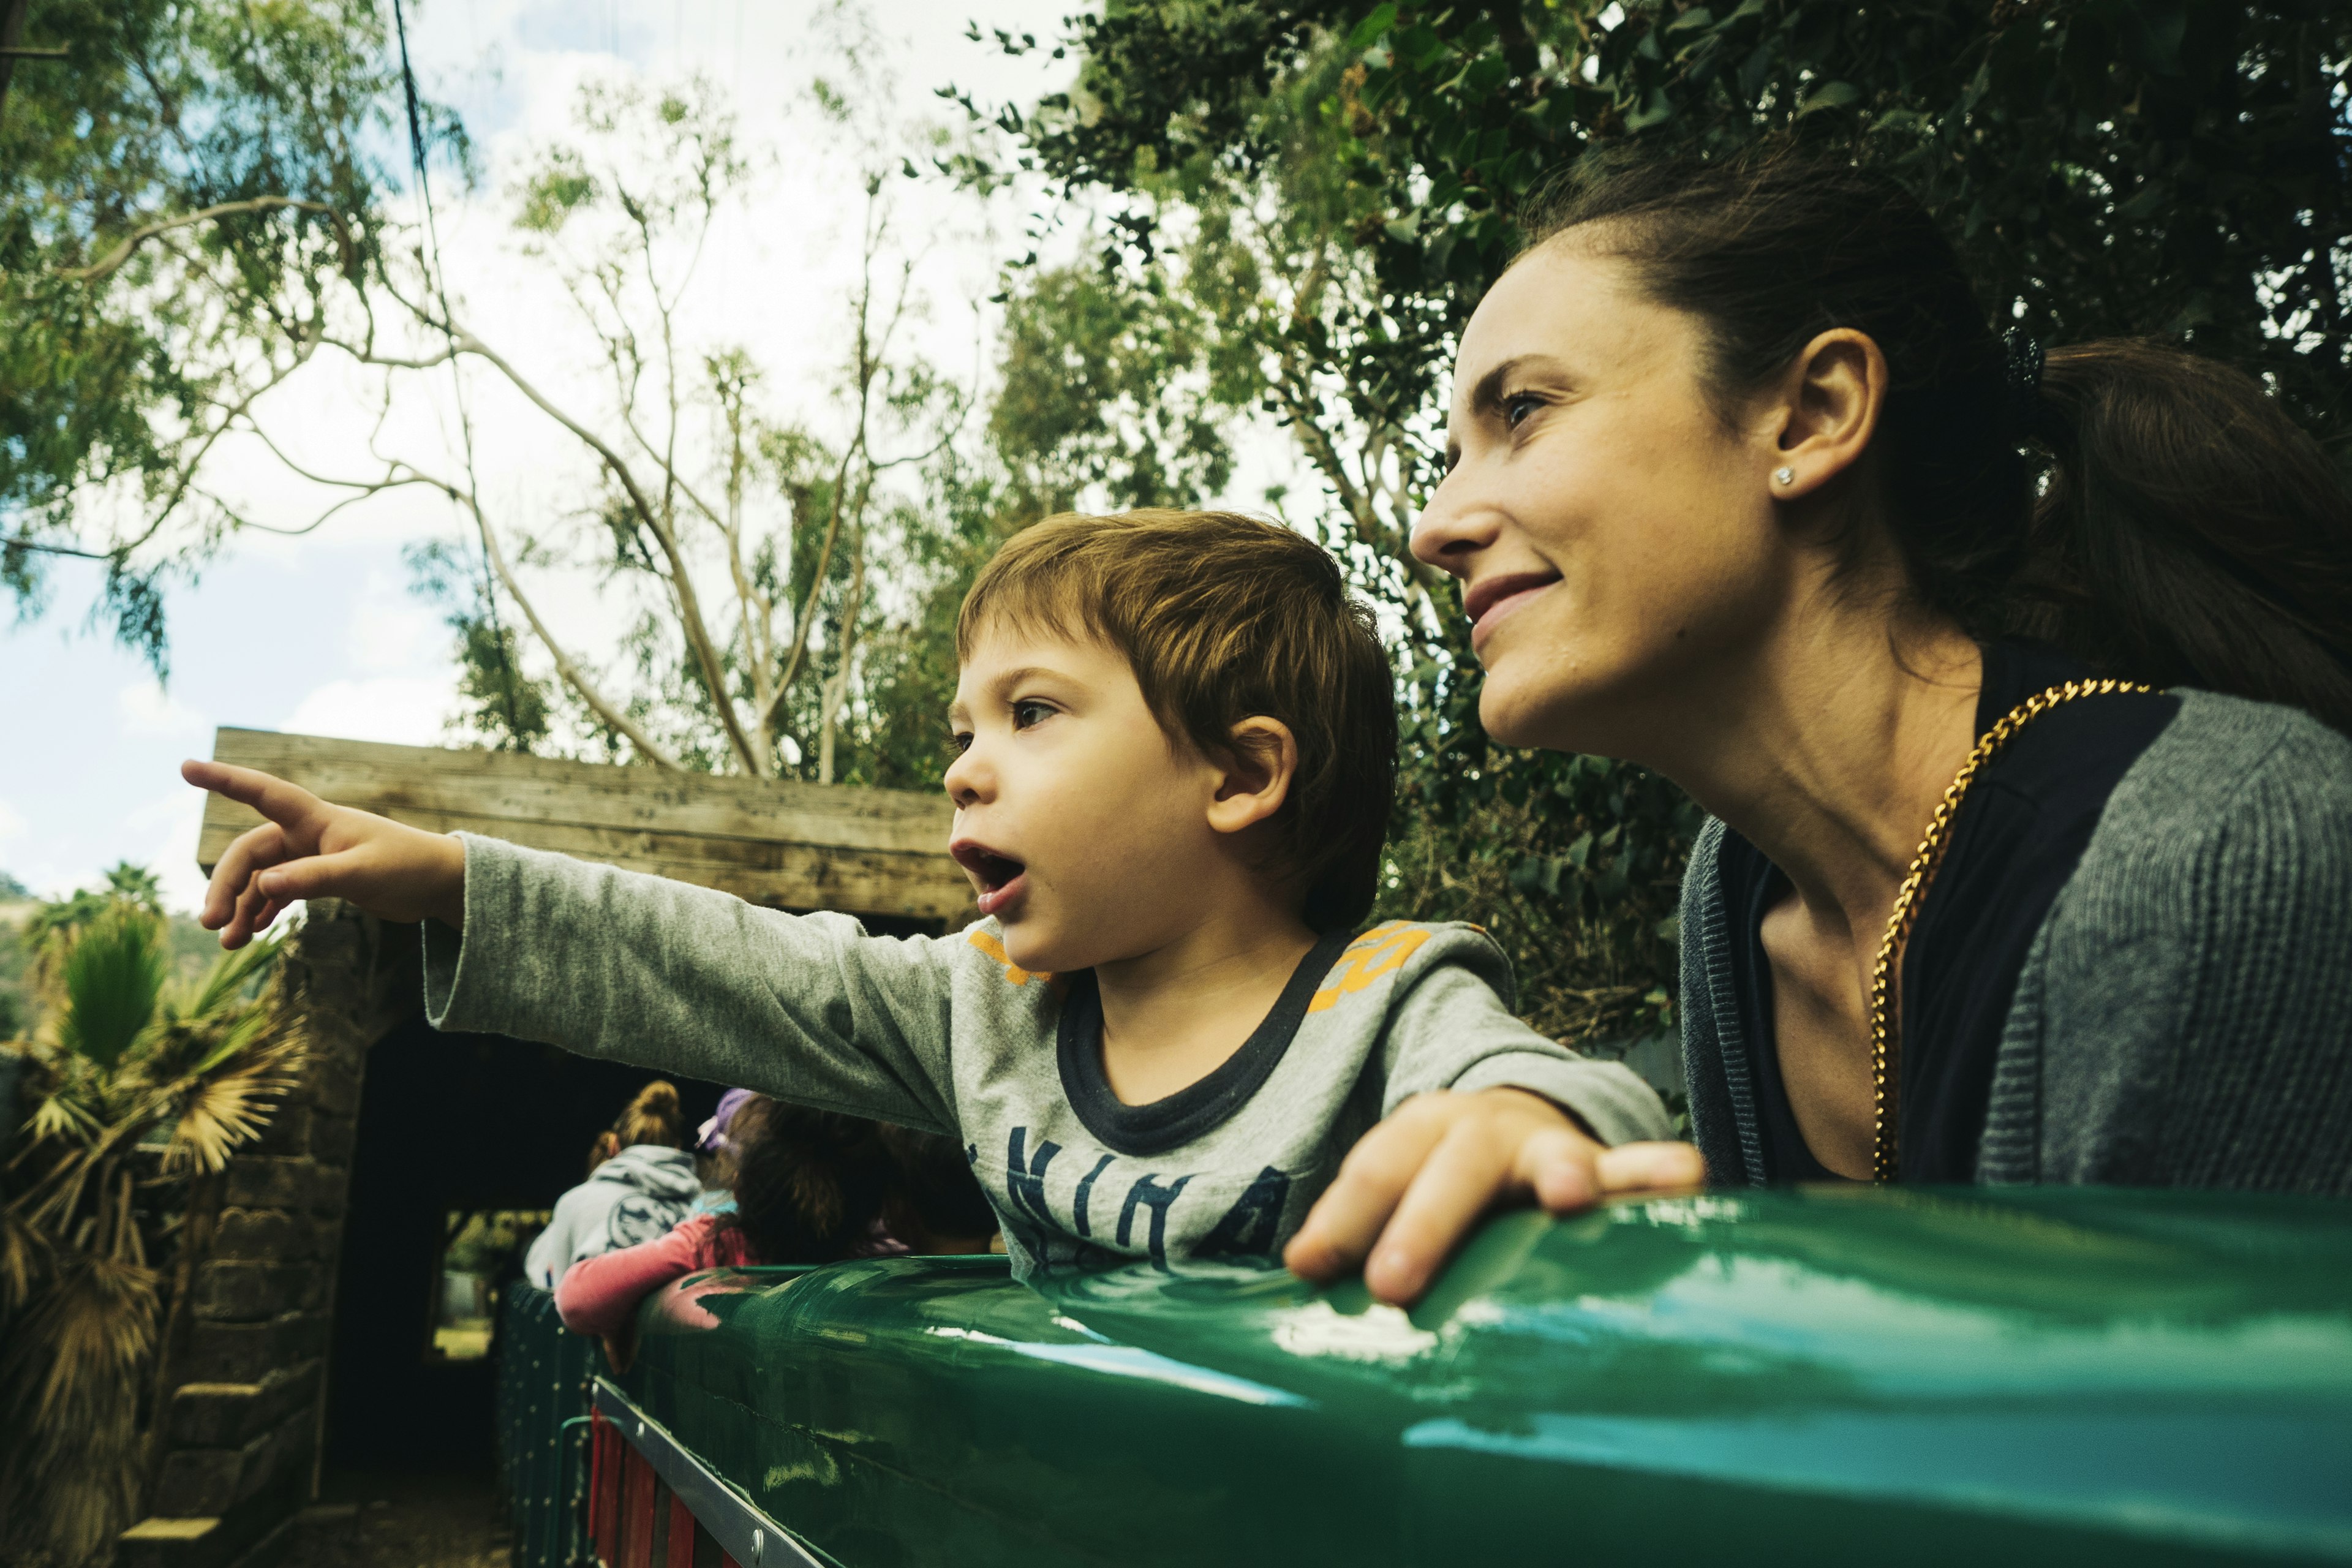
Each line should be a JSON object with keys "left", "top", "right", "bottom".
{"left": 205, "top": 728, "right": 951, "bottom": 851}
{"left": 196, "top": 728, "right": 974, "bottom": 923}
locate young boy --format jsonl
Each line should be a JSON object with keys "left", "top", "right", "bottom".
{"left": 187, "top": 511, "right": 1682, "bottom": 1304}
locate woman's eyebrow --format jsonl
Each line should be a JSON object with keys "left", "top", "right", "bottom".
{"left": 1467, "top": 353, "right": 1575, "bottom": 418}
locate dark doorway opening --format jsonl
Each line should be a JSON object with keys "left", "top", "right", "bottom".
{"left": 322, "top": 1015, "right": 725, "bottom": 1471}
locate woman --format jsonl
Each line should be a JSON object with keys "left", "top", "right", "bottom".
{"left": 1399, "top": 145, "right": 2352, "bottom": 1197}
{"left": 522, "top": 1080, "right": 702, "bottom": 1287}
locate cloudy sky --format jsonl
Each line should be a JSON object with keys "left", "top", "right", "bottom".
{"left": 3, "top": 0, "right": 1237, "bottom": 912}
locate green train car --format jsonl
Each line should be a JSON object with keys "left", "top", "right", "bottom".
{"left": 497, "top": 1185, "right": 2352, "bottom": 1567}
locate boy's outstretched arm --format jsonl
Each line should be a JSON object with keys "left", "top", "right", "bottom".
{"left": 1284, "top": 1088, "right": 1705, "bottom": 1307}
{"left": 183, "top": 760, "right": 466, "bottom": 946}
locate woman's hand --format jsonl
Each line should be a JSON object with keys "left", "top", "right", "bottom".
{"left": 1283, "top": 1087, "right": 1705, "bottom": 1305}
{"left": 183, "top": 759, "right": 467, "bottom": 946}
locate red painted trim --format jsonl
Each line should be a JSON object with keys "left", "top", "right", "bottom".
{"left": 665, "top": 1493, "right": 698, "bottom": 1568}
{"left": 589, "top": 1409, "right": 619, "bottom": 1563}
{"left": 623, "top": 1444, "right": 658, "bottom": 1568}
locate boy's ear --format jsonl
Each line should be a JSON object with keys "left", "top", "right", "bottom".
{"left": 1205, "top": 717, "right": 1298, "bottom": 837}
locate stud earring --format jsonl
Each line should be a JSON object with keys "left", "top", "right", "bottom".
{"left": 1773, "top": 466, "right": 1796, "bottom": 487}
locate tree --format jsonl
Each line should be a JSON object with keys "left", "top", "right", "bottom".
{"left": 0, "top": 894, "right": 303, "bottom": 1566}
{"left": 0, "top": 0, "right": 434, "bottom": 670}
{"left": 969, "top": 0, "right": 2352, "bottom": 1044}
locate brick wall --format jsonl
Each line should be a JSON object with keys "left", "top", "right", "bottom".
{"left": 120, "top": 903, "right": 417, "bottom": 1568}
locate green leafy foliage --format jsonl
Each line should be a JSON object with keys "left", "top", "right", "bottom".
{"left": 52, "top": 907, "right": 167, "bottom": 1072}
{"left": 0, "top": 0, "right": 442, "bottom": 671}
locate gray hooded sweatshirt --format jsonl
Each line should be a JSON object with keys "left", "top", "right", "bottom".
{"left": 522, "top": 1142, "right": 701, "bottom": 1287}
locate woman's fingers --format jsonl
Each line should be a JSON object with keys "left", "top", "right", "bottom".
{"left": 1362, "top": 1117, "right": 1525, "bottom": 1305}
{"left": 1520, "top": 1124, "right": 1607, "bottom": 1213}
{"left": 1283, "top": 1097, "right": 1450, "bottom": 1283}
{"left": 1595, "top": 1140, "right": 1708, "bottom": 1193}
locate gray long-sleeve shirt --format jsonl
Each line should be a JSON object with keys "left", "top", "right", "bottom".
{"left": 1679, "top": 689, "right": 2352, "bottom": 1192}
{"left": 424, "top": 835, "right": 1672, "bottom": 1277}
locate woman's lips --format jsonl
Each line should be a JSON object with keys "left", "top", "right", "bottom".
{"left": 1466, "top": 573, "right": 1561, "bottom": 653}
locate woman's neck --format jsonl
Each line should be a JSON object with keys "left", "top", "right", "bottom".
{"left": 1657, "top": 590, "right": 1983, "bottom": 943}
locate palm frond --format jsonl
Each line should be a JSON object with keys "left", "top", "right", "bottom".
{"left": 21, "top": 1081, "right": 101, "bottom": 1149}
{"left": 179, "top": 929, "right": 284, "bottom": 1021}
{"left": 53, "top": 907, "right": 166, "bottom": 1071}
{"left": 156, "top": 1032, "right": 306, "bottom": 1177}
{"left": 0, "top": 1250, "right": 157, "bottom": 1565}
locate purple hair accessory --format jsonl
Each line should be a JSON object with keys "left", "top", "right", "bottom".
{"left": 696, "top": 1087, "right": 755, "bottom": 1155}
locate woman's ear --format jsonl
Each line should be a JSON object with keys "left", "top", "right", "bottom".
{"left": 1763, "top": 326, "right": 1887, "bottom": 499}
{"left": 1206, "top": 717, "right": 1300, "bottom": 837}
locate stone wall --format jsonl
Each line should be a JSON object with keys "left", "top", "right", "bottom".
{"left": 119, "top": 903, "right": 417, "bottom": 1568}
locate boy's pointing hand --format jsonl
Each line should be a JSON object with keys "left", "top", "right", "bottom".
{"left": 182, "top": 760, "right": 467, "bottom": 948}
{"left": 1283, "top": 1087, "right": 1705, "bottom": 1305}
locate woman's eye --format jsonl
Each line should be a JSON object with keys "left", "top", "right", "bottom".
{"left": 1504, "top": 392, "right": 1543, "bottom": 430}
{"left": 1011, "top": 699, "right": 1053, "bottom": 731}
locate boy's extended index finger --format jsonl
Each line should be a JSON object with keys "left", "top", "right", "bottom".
{"left": 180, "top": 759, "right": 330, "bottom": 833}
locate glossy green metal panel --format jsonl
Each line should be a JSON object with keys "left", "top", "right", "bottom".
{"left": 616, "top": 1186, "right": 2352, "bottom": 1567}
{"left": 498, "top": 1284, "right": 598, "bottom": 1568}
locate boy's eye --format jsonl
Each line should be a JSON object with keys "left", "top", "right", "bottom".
{"left": 1011, "top": 699, "right": 1054, "bottom": 731}
{"left": 1504, "top": 391, "right": 1543, "bottom": 430}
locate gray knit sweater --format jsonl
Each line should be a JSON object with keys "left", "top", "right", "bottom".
{"left": 1679, "top": 690, "right": 2352, "bottom": 1193}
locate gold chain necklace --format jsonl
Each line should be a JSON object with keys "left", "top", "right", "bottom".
{"left": 1866, "top": 677, "right": 2160, "bottom": 1183}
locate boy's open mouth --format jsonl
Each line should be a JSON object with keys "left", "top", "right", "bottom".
{"left": 950, "top": 840, "right": 1030, "bottom": 918}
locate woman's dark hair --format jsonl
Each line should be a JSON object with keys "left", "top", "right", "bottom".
{"left": 717, "top": 1097, "right": 895, "bottom": 1264}
{"left": 714, "top": 1100, "right": 998, "bottom": 1263}
{"left": 875, "top": 1125, "right": 998, "bottom": 1250}
{"left": 1522, "top": 143, "right": 2352, "bottom": 732}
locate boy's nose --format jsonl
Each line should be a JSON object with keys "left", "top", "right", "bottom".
{"left": 942, "top": 743, "right": 988, "bottom": 809}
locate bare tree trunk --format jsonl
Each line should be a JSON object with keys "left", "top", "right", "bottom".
{"left": 816, "top": 521, "right": 867, "bottom": 786}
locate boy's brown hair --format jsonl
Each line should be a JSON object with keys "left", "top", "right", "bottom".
{"left": 957, "top": 509, "right": 1396, "bottom": 933}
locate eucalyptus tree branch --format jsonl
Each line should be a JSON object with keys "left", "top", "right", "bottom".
{"left": 460, "top": 489, "right": 688, "bottom": 772}
{"left": 57, "top": 197, "right": 355, "bottom": 284}
{"left": 430, "top": 328, "right": 763, "bottom": 774}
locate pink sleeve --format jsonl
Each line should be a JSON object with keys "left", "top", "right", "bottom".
{"left": 554, "top": 1214, "right": 716, "bottom": 1339}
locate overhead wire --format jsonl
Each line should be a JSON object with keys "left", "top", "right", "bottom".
{"left": 388, "top": 0, "right": 529, "bottom": 746}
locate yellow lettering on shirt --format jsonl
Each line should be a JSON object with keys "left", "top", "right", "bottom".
{"left": 967, "top": 928, "right": 1047, "bottom": 987}
{"left": 1307, "top": 922, "right": 1431, "bottom": 1014}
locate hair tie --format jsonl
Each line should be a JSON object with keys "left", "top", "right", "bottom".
{"left": 2002, "top": 326, "right": 2045, "bottom": 431}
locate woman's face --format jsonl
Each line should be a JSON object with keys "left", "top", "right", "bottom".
{"left": 1413, "top": 239, "right": 1789, "bottom": 758}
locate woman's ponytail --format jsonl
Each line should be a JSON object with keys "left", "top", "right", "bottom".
{"left": 2015, "top": 339, "right": 2352, "bottom": 733}
{"left": 611, "top": 1079, "right": 690, "bottom": 1150}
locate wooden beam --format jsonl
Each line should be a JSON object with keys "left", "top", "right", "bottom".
{"left": 198, "top": 728, "right": 974, "bottom": 925}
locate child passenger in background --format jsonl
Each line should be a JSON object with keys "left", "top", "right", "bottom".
{"left": 556, "top": 1096, "right": 996, "bottom": 1345}
{"left": 522, "top": 1080, "right": 700, "bottom": 1287}
{"left": 186, "top": 510, "right": 1689, "bottom": 1305}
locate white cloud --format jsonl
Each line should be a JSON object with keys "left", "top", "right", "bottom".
{"left": 281, "top": 678, "right": 459, "bottom": 747}
{"left": 0, "top": 797, "right": 24, "bottom": 846}
{"left": 118, "top": 679, "right": 209, "bottom": 737}
{"left": 125, "top": 787, "right": 213, "bottom": 914}
{"left": 347, "top": 570, "right": 444, "bottom": 673}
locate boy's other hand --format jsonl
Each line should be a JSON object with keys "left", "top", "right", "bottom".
{"left": 1283, "top": 1087, "right": 1705, "bottom": 1305}
{"left": 182, "top": 760, "right": 467, "bottom": 948}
